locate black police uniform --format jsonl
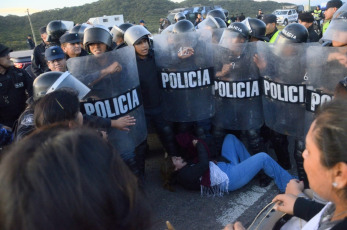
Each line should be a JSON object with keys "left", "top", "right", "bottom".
{"left": 135, "top": 49, "right": 178, "bottom": 179}
{"left": 307, "top": 24, "right": 320, "bottom": 42}
{"left": 0, "top": 66, "right": 33, "bottom": 128}
{"left": 31, "top": 42, "right": 49, "bottom": 77}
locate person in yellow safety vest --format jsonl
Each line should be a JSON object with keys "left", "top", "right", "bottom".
{"left": 262, "top": 14, "right": 280, "bottom": 43}
{"left": 313, "top": 5, "right": 322, "bottom": 28}
{"left": 322, "top": 0, "right": 343, "bottom": 34}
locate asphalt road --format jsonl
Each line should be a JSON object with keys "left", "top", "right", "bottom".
{"left": 143, "top": 134, "right": 297, "bottom": 230}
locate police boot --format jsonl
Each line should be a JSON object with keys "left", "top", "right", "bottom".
{"left": 271, "top": 132, "right": 291, "bottom": 170}
{"left": 294, "top": 139, "right": 309, "bottom": 188}
{"left": 159, "top": 125, "right": 179, "bottom": 156}
{"left": 135, "top": 140, "right": 148, "bottom": 186}
{"left": 212, "top": 126, "right": 227, "bottom": 157}
{"left": 244, "top": 129, "right": 271, "bottom": 187}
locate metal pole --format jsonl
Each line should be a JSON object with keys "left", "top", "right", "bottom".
{"left": 309, "top": 0, "right": 311, "bottom": 11}
{"left": 26, "top": 9, "right": 37, "bottom": 45}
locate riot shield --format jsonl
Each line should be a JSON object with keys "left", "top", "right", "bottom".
{"left": 257, "top": 42, "right": 309, "bottom": 138}
{"left": 213, "top": 40, "right": 263, "bottom": 130}
{"left": 153, "top": 30, "right": 215, "bottom": 122}
{"left": 304, "top": 46, "right": 347, "bottom": 135}
{"left": 67, "top": 46, "right": 147, "bottom": 155}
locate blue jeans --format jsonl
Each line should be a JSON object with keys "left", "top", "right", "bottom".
{"left": 217, "top": 134, "right": 293, "bottom": 192}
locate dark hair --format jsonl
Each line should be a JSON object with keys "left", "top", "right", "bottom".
{"left": 160, "top": 156, "right": 176, "bottom": 191}
{"left": 314, "top": 99, "right": 347, "bottom": 168}
{"left": 34, "top": 88, "right": 80, "bottom": 128}
{"left": 298, "top": 12, "right": 314, "bottom": 23}
{"left": 0, "top": 127, "right": 152, "bottom": 230}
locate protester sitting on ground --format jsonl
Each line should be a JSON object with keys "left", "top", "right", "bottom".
{"left": 0, "top": 127, "right": 152, "bottom": 230}
{"left": 224, "top": 99, "right": 347, "bottom": 230}
{"left": 162, "top": 133, "right": 294, "bottom": 194}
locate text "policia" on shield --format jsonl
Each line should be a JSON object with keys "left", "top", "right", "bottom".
{"left": 160, "top": 67, "right": 214, "bottom": 90}
{"left": 262, "top": 78, "right": 305, "bottom": 104}
{"left": 80, "top": 87, "right": 142, "bottom": 119}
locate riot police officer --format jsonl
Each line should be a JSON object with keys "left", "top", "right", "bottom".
{"left": 31, "top": 26, "right": 50, "bottom": 77}
{"left": 46, "top": 20, "right": 68, "bottom": 46}
{"left": 256, "top": 23, "right": 309, "bottom": 185}
{"left": 321, "top": 4, "right": 347, "bottom": 47}
{"left": 60, "top": 32, "right": 88, "bottom": 59}
{"left": 207, "top": 9, "right": 227, "bottom": 23}
{"left": 110, "top": 23, "right": 133, "bottom": 50}
{"left": 322, "top": 0, "right": 343, "bottom": 35}
{"left": 262, "top": 14, "right": 280, "bottom": 43}
{"left": 124, "top": 25, "right": 179, "bottom": 180}
{"left": 243, "top": 17, "right": 269, "bottom": 42}
{"left": 45, "top": 46, "right": 67, "bottom": 72}
{"left": 69, "top": 23, "right": 91, "bottom": 42}
{"left": 0, "top": 44, "right": 33, "bottom": 128}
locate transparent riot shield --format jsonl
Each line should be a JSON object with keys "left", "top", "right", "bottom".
{"left": 304, "top": 46, "right": 347, "bottom": 135}
{"left": 213, "top": 40, "right": 263, "bottom": 130}
{"left": 257, "top": 42, "right": 309, "bottom": 138}
{"left": 153, "top": 30, "right": 215, "bottom": 122}
{"left": 67, "top": 46, "right": 147, "bottom": 154}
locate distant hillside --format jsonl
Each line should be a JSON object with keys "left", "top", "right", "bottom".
{"left": 0, "top": 0, "right": 290, "bottom": 50}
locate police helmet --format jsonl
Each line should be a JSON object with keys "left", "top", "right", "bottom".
{"left": 110, "top": 23, "right": 133, "bottom": 42}
{"left": 275, "top": 23, "right": 308, "bottom": 44}
{"left": 197, "top": 16, "right": 220, "bottom": 30}
{"left": 227, "top": 22, "right": 250, "bottom": 40}
{"left": 33, "top": 71, "right": 90, "bottom": 101}
{"left": 243, "top": 18, "right": 269, "bottom": 41}
{"left": 161, "top": 24, "right": 175, "bottom": 35}
{"left": 224, "top": 9, "right": 229, "bottom": 18}
{"left": 215, "top": 17, "right": 227, "bottom": 28}
{"left": 172, "top": 19, "right": 195, "bottom": 33}
{"left": 83, "top": 25, "right": 113, "bottom": 52}
{"left": 207, "top": 9, "right": 227, "bottom": 21}
{"left": 70, "top": 23, "right": 92, "bottom": 41}
{"left": 46, "top": 20, "right": 68, "bottom": 44}
{"left": 124, "top": 25, "right": 151, "bottom": 46}
{"left": 174, "top": 12, "right": 186, "bottom": 22}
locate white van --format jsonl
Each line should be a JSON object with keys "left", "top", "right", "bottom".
{"left": 272, "top": 9, "right": 298, "bottom": 26}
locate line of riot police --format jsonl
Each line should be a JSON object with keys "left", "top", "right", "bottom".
{"left": 4, "top": 6, "right": 346, "bottom": 187}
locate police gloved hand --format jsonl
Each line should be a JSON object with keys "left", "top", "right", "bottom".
{"left": 253, "top": 53, "right": 267, "bottom": 71}
{"left": 178, "top": 47, "right": 194, "bottom": 59}
{"left": 216, "top": 63, "right": 233, "bottom": 79}
{"left": 111, "top": 115, "right": 136, "bottom": 131}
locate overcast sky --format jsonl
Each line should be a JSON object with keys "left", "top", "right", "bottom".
{"left": 0, "top": 0, "right": 327, "bottom": 17}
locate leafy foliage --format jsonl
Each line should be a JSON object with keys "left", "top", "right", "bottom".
{"left": 0, "top": 0, "right": 290, "bottom": 50}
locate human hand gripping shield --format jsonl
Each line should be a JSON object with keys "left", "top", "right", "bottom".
{"left": 67, "top": 46, "right": 147, "bottom": 154}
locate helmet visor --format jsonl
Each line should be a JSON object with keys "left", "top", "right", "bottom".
{"left": 46, "top": 71, "right": 90, "bottom": 100}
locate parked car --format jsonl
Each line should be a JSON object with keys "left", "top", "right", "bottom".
{"left": 10, "top": 49, "right": 35, "bottom": 78}
{"left": 272, "top": 9, "right": 298, "bottom": 26}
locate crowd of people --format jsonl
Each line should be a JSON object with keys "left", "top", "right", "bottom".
{"left": 0, "top": 0, "right": 347, "bottom": 229}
